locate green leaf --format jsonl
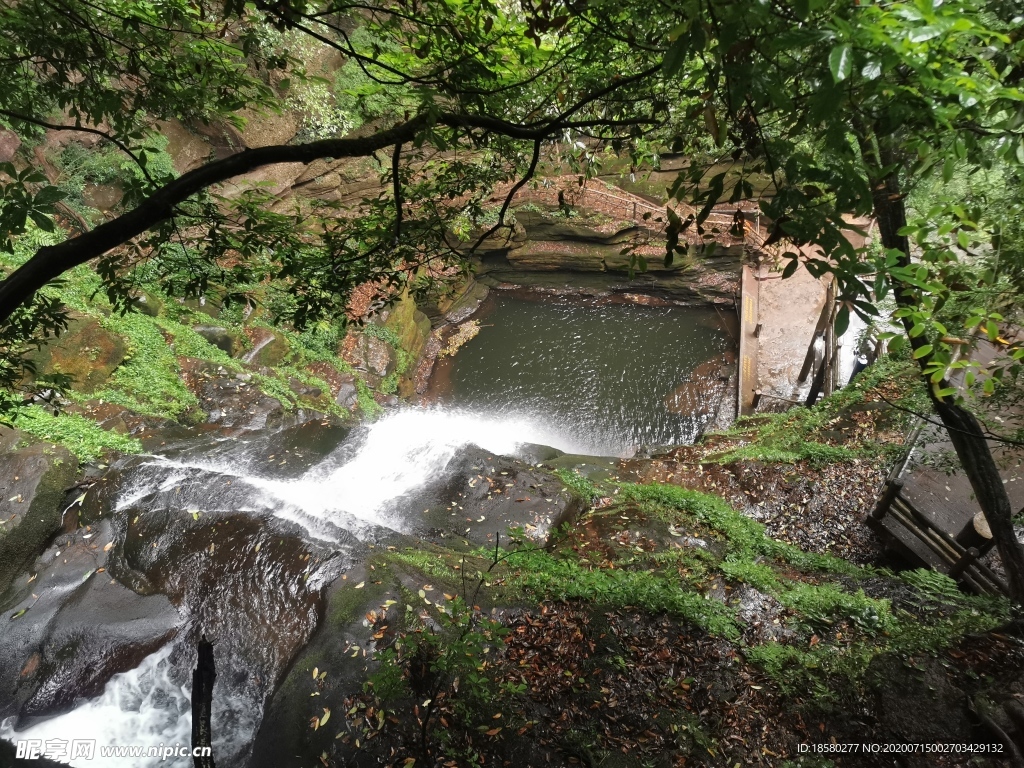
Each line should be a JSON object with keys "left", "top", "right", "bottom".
{"left": 908, "top": 25, "right": 941, "bottom": 43}
{"left": 662, "top": 36, "right": 689, "bottom": 77}
{"left": 28, "top": 211, "right": 55, "bottom": 232}
{"left": 912, "top": 344, "right": 933, "bottom": 359}
{"left": 942, "top": 156, "right": 955, "bottom": 183}
{"left": 34, "top": 186, "right": 67, "bottom": 205}
{"left": 781, "top": 257, "right": 800, "bottom": 279}
{"left": 829, "top": 45, "right": 853, "bottom": 82}
{"left": 833, "top": 305, "right": 850, "bottom": 337}
{"left": 861, "top": 59, "right": 882, "bottom": 80}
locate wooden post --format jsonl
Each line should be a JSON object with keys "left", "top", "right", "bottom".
{"left": 752, "top": 390, "right": 762, "bottom": 409}
{"left": 797, "top": 335, "right": 821, "bottom": 383}
{"left": 868, "top": 479, "right": 903, "bottom": 523}
{"left": 798, "top": 285, "right": 837, "bottom": 383}
{"left": 804, "top": 353, "right": 828, "bottom": 407}
{"left": 949, "top": 547, "right": 980, "bottom": 580}
{"left": 192, "top": 636, "right": 216, "bottom": 768}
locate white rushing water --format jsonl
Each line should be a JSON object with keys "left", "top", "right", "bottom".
{"left": 117, "top": 406, "right": 603, "bottom": 542}
{"left": 1, "top": 646, "right": 191, "bottom": 768}
{"left": 2, "top": 407, "right": 597, "bottom": 767}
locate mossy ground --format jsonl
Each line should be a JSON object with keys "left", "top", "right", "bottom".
{"left": 2, "top": 220, "right": 428, "bottom": 459}
{"left": 321, "top": 455, "right": 1013, "bottom": 768}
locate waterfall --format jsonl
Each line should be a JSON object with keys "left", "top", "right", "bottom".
{"left": 0, "top": 407, "right": 598, "bottom": 767}
{"left": 115, "top": 406, "right": 604, "bottom": 542}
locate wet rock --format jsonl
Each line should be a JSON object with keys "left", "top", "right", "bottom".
{"left": 185, "top": 360, "right": 286, "bottom": 432}
{"left": 731, "top": 586, "right": 795, "bottom": 644}
{"left": 129, "top": 291, "right": 162, "bottom": 317}
{"left": 193, "top": 325, "right": 241, "bottom": 356}
{"left": 441, "top": 278, "right": 490, "bottom": 324}
{"left": 25, "top": 315, "right": 126, "bottom": 394}
{"left": 0, "top": 520, "right": 180, "bottom": 724}
{"left": 179, "top": 295, "right": 221, "bottom": 319}
{"left": 241, "top": 326, "right": 291, "bottom": 366}
{"left": 288, "top": 377, "right": 322, "bottom": 399}
{"left": 0, "top": 433, "right": 79, "bottom": 596}
{"left": 82, "top": 183, "right": 123, "bottom": 211}
{"left": 515, "top": 443, "right": 565, "bottom": 464}
{"left": 163, "top": 421, "right": 352, "bottom": 481}
{"left": 404, "top": 446, "right": 588, "bottom": 549}
{"left": 64, "top": 401, "right": 131, "bottom": 434}
{"left": 300, "top": 362, "right": 359, "bottom": 413}
{"left": 250, "top": 552, "right": 450, "bottom": 768}
{"left": 540, "top": 453, "right": 620, "bottom": 482}
{"left": 335, "top": 378, "right": 358, "bottom": 410}
{"left": 340, "top": 331, "right": 396, "bottom": 380}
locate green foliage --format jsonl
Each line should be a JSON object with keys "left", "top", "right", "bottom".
{"left": 553, "top": 468, "right": 600, "bottom": 504}
{"left": 14, "top": 405, "right": 141, "bottom": 462}
{"left": 780, "top": 583, "right": 893, "bottom": 636}
{"left": 711, "top": 356, "right": 922, "bottom": 466}
{"left": 355, "top": 377, "right": 383, "bottom": 419}
{"left": 360, "top": 322, "right": 401, "bottom": 348}
{"left": 87, "top": 311, "right": 201, "bottom": 421}
{"left": 615, "top": 483, "right": 862, "bottom": 576}
{"left": 54, "top": 135, "right": 177, "bottom": 217}
{"left": 505, "top": 546, "right": 741, "bottom": 639}
{"left": 898, "top": 568, "right": 964, "bottom": 602}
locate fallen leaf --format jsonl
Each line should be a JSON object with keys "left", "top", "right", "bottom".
{"left": 355, "top": 581, "right": 365, "bottom": 589}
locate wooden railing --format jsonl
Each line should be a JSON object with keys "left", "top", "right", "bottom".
{"left": 566, "top": 184, "right": 777, "bottom": 254}
{"left": 867, "top": 478, "right": 1008, "bottom": 597}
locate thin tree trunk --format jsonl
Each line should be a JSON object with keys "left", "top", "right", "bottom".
{"left": 868, "top": 142, "right": 1024, "bottom": 604}
{"left": 192, "top": 637, "right": 216, "bottom": 768}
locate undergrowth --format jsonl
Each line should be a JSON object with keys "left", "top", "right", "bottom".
{"left": 14, "top": 405, "right": 142, "bottom": 462}
{"left": 710, "top": 355, "right": 924, "bottom": 466}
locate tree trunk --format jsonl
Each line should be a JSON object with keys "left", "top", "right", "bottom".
{"left": 869, "top": 153, "right": 1024, "bottom": 604}
{"left": 192, "top": 637, "right": 216, "bottom": 768}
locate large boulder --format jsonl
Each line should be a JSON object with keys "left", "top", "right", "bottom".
{"left": 340, "top": 331, "right": 396, "bottom": 382}
{"left": 25, "top": 315, "right": 126, "bottom": 393}
{"left": 0, "top": 431, "right": 79, "bottom": 596}
{"left": 305, "top": 362, "right": 359, "bottom": 412}
{"left": 0, "top": 520, "right": 180, "bottom": 725}
{"left": 192, "top": 325, "right": 242, "bottom": 357}
{"left": 183, "top": 361, "right": 287, "bottom": 432}
{"left": 241, "top": 327, "right": 291, "bottom": 366}
{"left": 402, "top": 445, "right": 588, "bottom": 550}
{"left": 0, "top": 128, "right": 22, "bottom": 163}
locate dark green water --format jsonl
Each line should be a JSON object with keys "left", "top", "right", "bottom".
{"left": 430, "top": 293, "right": 736, "bottom": 456}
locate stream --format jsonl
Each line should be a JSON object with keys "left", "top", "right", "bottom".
{"left": 0, "top": 295, "right": 736, "bottom": 767}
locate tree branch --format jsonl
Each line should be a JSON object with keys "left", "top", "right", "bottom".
{"left": 469, "top": 138, "right": 541, "bottom": 252}
{"left": 392, "top": 141, "right": 402, "bottom": 243}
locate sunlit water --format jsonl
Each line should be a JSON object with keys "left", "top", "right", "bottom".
{"left": 2, "top": 295, "right": 735, "bottom": 766}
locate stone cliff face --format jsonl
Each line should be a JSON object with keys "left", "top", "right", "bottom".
{"left": 462, "top": 210, "right": 741, "bottom": 306}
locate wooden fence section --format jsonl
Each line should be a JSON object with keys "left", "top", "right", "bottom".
{"left": 866, "top": 477, "right": 1008, "bottom": 597}
{"left": 565, "top": 184, "right": 772, "bottom": 252}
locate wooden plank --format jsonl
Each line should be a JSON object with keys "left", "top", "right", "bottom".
{"left": 737, "top": 264, "right": 759, "bottom": 416}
